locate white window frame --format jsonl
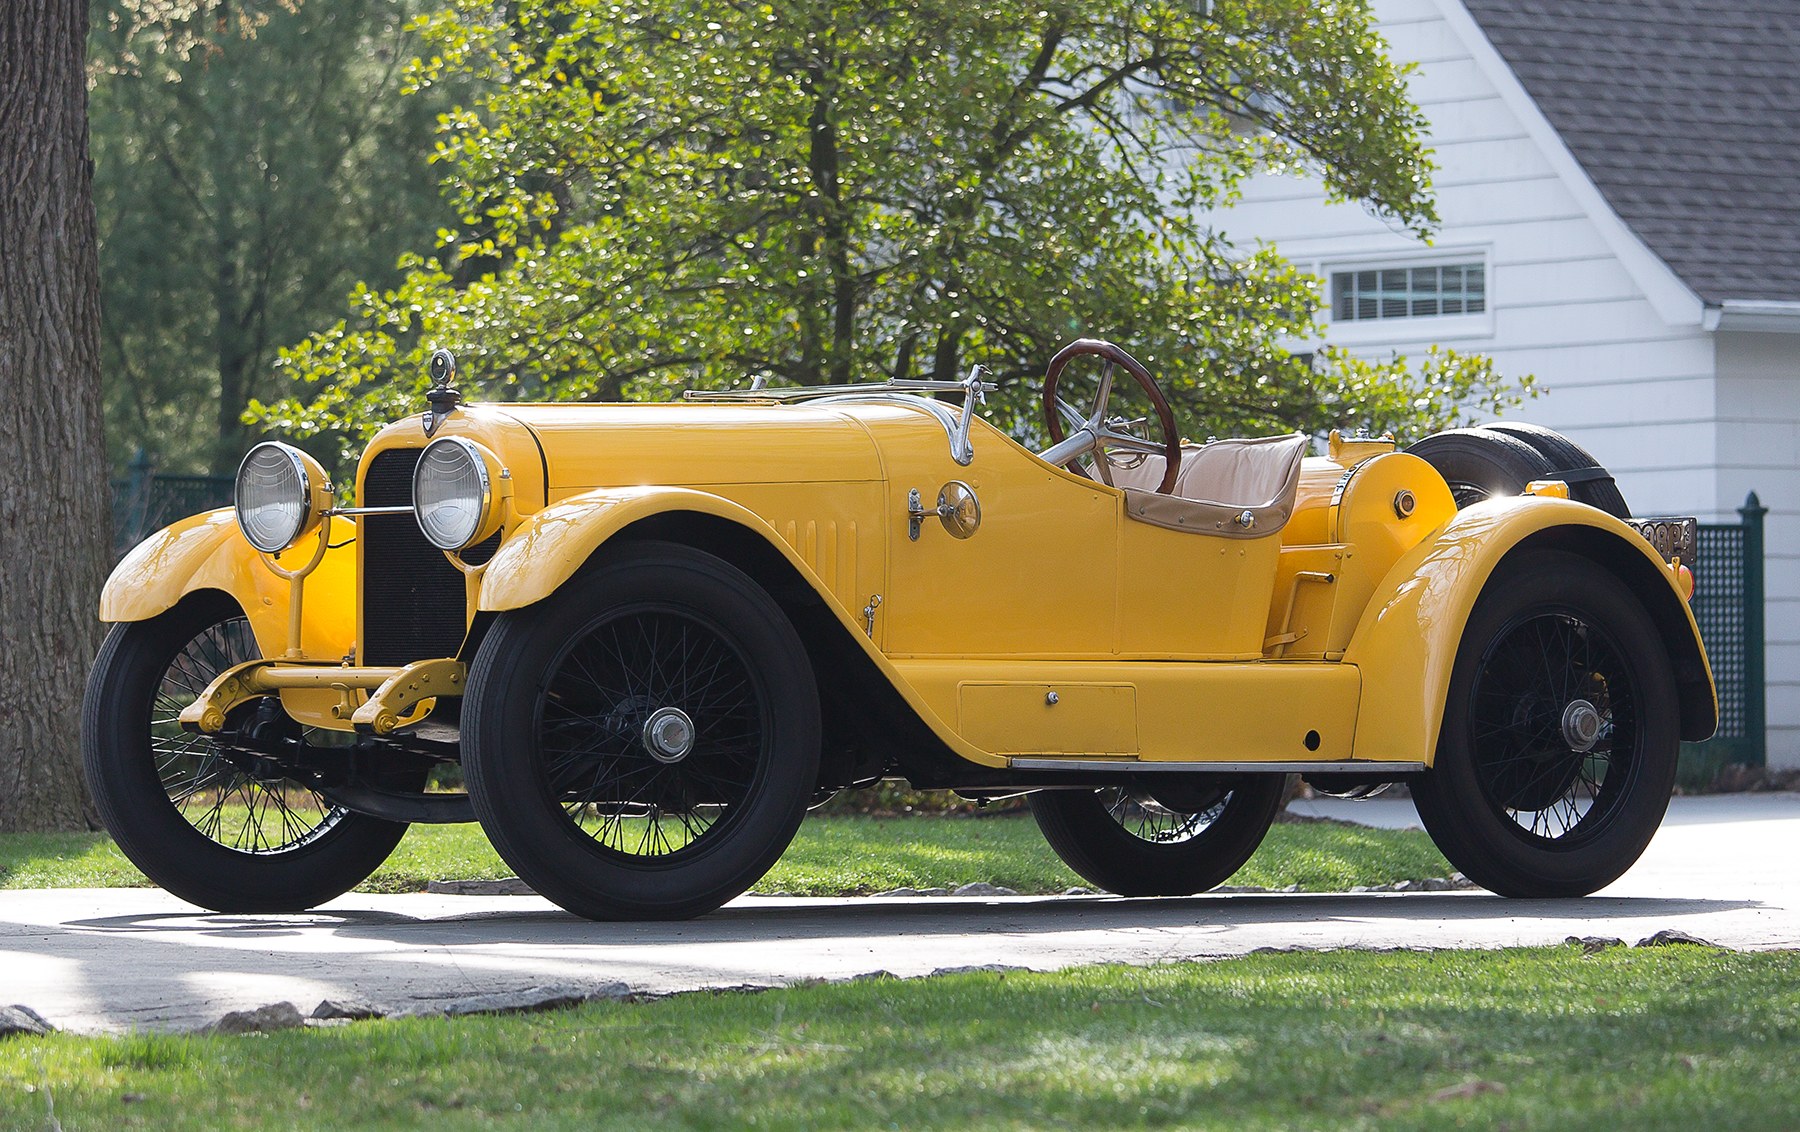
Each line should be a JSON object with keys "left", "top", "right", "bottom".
{"left": 1311, "top": 246, "right": 1497, "bottom": 348}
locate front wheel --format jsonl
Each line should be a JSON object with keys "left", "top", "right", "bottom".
{"left": 1028, "top": 776, "right": 1286, "bottom": 896}
{"left": 1412, "top": 550, "right": 1679, "bottom": 897}
{"left": 80, "top": 596, "right": 409, "bottom": 912}
{"left": 462, "top": 542, "right": 821, "bottom": 920}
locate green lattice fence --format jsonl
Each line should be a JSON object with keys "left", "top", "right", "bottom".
{"left": 1682, "top": 493, "right": 1766, "bottom": 773}
{"left": 111, "top": 451, "right": 234, "bottom": 559}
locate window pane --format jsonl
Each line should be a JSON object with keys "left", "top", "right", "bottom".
{"left": 1327, "top": 260, "right": 1484, "bottom": 322}
{"left": 1414, "top": 267, "right": 1439, "bottom": 317}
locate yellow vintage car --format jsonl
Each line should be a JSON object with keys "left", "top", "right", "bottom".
{"left": 84, "top": 340, "right": 1714, "bottom": 919}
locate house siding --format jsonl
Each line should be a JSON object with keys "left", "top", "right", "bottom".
{"left": 1209, "top": 0, "right": 1800, "bottom": 767}
{"left": 1716, "top": 332, "right": 1800, "bottom": 764}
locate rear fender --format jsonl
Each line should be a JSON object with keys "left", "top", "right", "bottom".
{"left": 1343, "top": 496, "right": 1716, "bottom": 764}
{"left": 99, "top": 509, "right": 358, "bottom": 662}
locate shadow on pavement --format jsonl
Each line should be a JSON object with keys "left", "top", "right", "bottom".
{"left": 58, "top": 890, "right": 1760, "bottom": 945}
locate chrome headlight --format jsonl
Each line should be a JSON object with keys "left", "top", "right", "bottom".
{"left": 235, "top": 442, "right": 331, "bottom": 553}
{"left": 413, "top": 437, "right": 503, "bottom": 551}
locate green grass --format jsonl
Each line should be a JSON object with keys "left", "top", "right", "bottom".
{"left": 0, "top": 816, "right": 1450, "bottom": 896}
{"left": 3, "top": 946, "right": 1796, "bottom": 1129}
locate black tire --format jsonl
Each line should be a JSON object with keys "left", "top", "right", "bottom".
{"left": 80, "top": 595, "right": 409, "bottom": 912}
{"left": 462, "top": 542, "right": 820, "bottom": 920}
{"left": 1027, "top": 776, "right": 1286, "bottom": 896}
{"left": 1482, "top": 422, "right": 1630, "bottom": 517}
{"left": 1412, "top": 550, "right": 1679, "bottom": 897}
{"left": 1406, "top": 427, "right": 1557, "bottom": 509}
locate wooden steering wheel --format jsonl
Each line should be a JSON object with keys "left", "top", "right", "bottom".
{"left": 1040, "top": 338, "right": 1181, "bottom": 494}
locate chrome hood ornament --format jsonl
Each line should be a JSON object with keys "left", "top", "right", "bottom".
{"left": 423, "top": 349, "right": 462, "bottom": 437}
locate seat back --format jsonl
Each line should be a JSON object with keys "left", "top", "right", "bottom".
{"left": 1110, "top": 432, "right": 1309, "bottom": 538}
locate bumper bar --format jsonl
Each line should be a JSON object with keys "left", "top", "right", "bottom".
{"left": 179, "top": 657, "right": 467, "bottom": 736}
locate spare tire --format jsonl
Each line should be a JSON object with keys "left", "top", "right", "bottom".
{"left": 1481, "top": 421, "right": 1630, "bottom": 518}
{"left": 1405, "top": 427, "right": 1558, "bottom": 510}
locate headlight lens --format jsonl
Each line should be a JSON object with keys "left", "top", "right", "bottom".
{"left": 235, "top": 442, "right": 328, "bottom": 553}
{"left": 413, "top": 437, "right": 497, "bottom": 551}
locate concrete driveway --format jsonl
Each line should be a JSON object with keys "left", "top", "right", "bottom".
{"left": 4, "top": 793, "right": 1797, "bottom": 1034}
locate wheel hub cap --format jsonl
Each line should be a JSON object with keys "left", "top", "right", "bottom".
{"left": 642, "top": 706, "right": 696, "bottom": 763}
{"left": 1561, "top": 699, "right": 1603, "bottom": 753}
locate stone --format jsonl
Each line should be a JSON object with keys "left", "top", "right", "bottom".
{"left": 1393, "top": 880, "right": 1417, "bottom": 892}
{"left": 1565, "top": 935, "right": 1625, "bottom": 953}
{"left": 1430, "top": 1079, "right": 1507, "bottom": 1102}
{"left": 919, "top": 888, "right": 950, "bottom": 897}
{"left": 1636, "top": 929, "right": 1718, "bottom": 949}
{"left": 0, "top": 1005, "right": 53, "bottom": 1038}
{"left": 1418, "top": 877, "right": 1453, "bottom": 892}
{"left": 951, "top": 882, "right": 1018, "bottom": 897}
{"left": 311, "top": 997, "right": 387, "bottom": 1021}
{"left": 438, "top": 983, "right": 620, "bottom": 1018}
{"left": 930, "top": 964, "right": 1028, "bottom": 978}
{"left": 426, "top": 878, "right": 536, "bottom": 896}
{"left": 209, "top": 1002, "right": 305, "bottom": 1035}
{"left": 1061, "top": 887, "right": 1096, "bottom": 896}
{"left": 871, "top": 887, "right": 923, "bottom": 898}
{"left": 1280, "top": 883, "right": 1301, "bottom": 893}
{"left": 1349, "top": 885, "right": 1372, "bottom": 893}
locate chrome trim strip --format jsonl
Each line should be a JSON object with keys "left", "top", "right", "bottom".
{"left": 331, "top": 505, "right": 415, "bottom": 517}
{"left": 683, "top": 377, "right": 996, "bottom": 402}
{"left": 1006, "top": 759, "right": 1426, "bottom": 774}
{"left": 811, "top": 393, "right": 974, "bottom": 465}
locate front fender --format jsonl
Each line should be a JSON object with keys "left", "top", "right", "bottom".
{"left": 1343, "top": 496, "right": 1716, "bottom": 765}
{"left": 480, "top": 487, "right": 809, "bottom": 612}
{"left": 476, "top": 486, "right": 1019, "bottom": 769}
{"left": 99, "top": 509, "right": 357, "bottom": 661}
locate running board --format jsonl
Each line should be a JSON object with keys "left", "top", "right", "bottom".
{"left": 1006, "top": 759, "right": 1425, "bottom": 775}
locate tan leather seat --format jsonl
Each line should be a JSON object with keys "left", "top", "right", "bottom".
{"left": 1107, "top": 432, "right": 1309, "bottom": 538}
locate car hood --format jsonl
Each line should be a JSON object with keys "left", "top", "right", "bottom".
{"left": 494, "top": 401, "right": 885, "bottom": 495}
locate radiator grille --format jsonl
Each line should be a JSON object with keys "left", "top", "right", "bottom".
{"left": 360, "top": 448, "right": 471, "bottom": 666}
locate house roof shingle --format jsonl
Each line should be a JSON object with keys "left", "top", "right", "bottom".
{"left": 1460, "top": 0, "right": 1800, "bottom": 304}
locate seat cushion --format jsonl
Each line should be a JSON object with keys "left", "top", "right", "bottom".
{"left": 1110, "top": 433, "right": 1309, "bottom": 538}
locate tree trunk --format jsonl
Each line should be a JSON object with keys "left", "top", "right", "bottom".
{"left": 0, "top": 0, "right": 111, "bottom": 829}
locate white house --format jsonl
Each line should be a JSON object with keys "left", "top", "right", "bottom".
{"left": 1216, "top": 0, "right": 1800, "bottom": 768}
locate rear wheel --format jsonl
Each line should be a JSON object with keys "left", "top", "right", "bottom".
{"left": 462, "top": 542, "right": 820, "bottom": 920}
{"left": 1028, "top": 776, "right": 1286, "bottom": 896}
{"left": 1412, "top": 550, "right": 1679, "bottom": 896}
{"left": 81, "top": 596, "right": 409, "bottom": 912}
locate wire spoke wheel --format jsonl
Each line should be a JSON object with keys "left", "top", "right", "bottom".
{"left": 1467, "top": 611, "right": 1634, "bottom": 846}
{"left": 537, "top": 607, "right": 765, "bottom": 861}
{"left": 148, "top": 615, "right": 344, "bottom": 854}
{"left": 463, "top": 542, "right": 820, "bottom": 921}
{"left": 82, "top": 598, "right": 409, "bottom": 912}
{"left": 1029, "top": 776, "right": 1285, "bottom": 896}
{"left": 1096, "top": 787, "right": 1230, "bottom": 846}
{"left": 1411, "top": 549, "right": 1679, "bottom": 898}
